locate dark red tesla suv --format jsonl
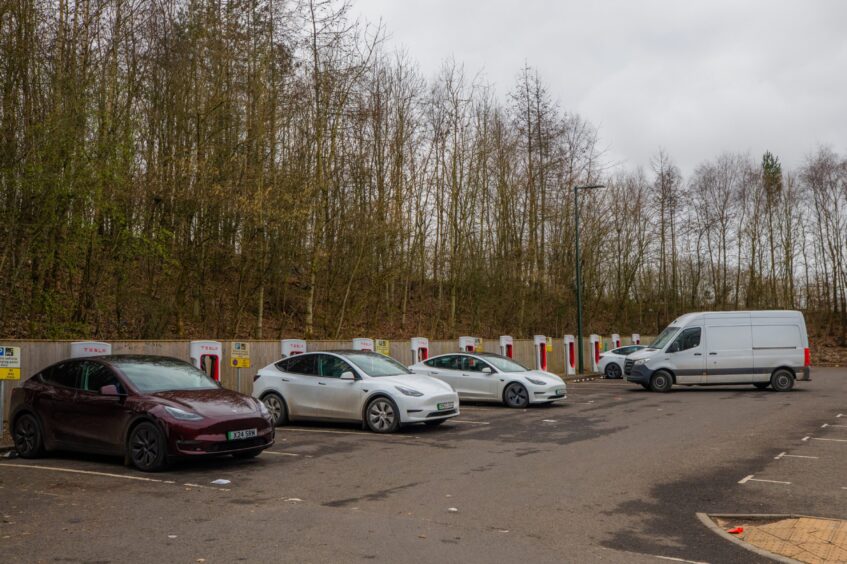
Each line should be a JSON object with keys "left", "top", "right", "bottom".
{"left": 9, "top": 355, "right": 275, "bottom": 471}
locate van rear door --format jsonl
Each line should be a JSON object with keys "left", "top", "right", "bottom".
{"left": 705, "top": 323, "right": 753, "bottom": 383}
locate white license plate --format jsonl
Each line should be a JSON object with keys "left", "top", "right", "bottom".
{"left": 437, "top": 402, "right": 454, "bottom": 411}
{"left": 227, "top": 428, "right": 257, "bottom": 440}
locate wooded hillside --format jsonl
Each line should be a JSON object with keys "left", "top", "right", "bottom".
{"left": 1, "top": 1, "right": 845, "bottom": 342}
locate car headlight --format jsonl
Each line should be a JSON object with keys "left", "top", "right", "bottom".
{"left": 257, "top": 401, "right": 270, "bottom": 417}
{"left": 395, "top": 385, "right": 423, "bottom": 397}
{"left": 634, "top": 359, "right": 647, "bottom": 366}
{"left": 164, "top": 406, "right": 204, "bottom": 421}
{"left": 526, "top": 377, "right": 547, "bottom": 386}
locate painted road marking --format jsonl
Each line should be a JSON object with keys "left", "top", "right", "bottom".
{"left": 811, "top": 437, "right": 847, "bottom": 443}
{"left": 774, "top": 452, "right": 819, "bottom": 460}
{"left": 0, "top": 463, "right": 229, "bottom": 491}
{"left": 837, "top": 413, "right": 844, "bottom": 418}
{"left": 738, "top": 474, "right": 791, "bottom": 485}
{"left": 802, "top": 436, "right": 811, "bottom": 441}
{"left": 264, "top": 451, "right": 301, "bottom": 456}
{"left": 450, "top": 420, "right": 491, "bottom": 425}
{"left": 280, "top": 428, "right": 417, "bottom": 438}
{"left": 821, "top": 423, "right": 847, "bottom": 428}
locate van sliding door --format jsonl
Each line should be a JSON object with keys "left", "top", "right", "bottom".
{"left": 705, "top": 324, "right": 753, "bottom": 383}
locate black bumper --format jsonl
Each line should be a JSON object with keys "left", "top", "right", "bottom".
{"left": 625, "top": 364, "right": 653, "bottom": 384}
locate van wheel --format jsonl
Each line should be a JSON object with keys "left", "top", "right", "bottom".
{"left": 770, "top": 369, "right": 794, "bottom": 392}
{"left": 753, "top": 383, "right": 769, "bottom": 390}
{"left": 649, "top": 371, "right": 673, "bottom": 393}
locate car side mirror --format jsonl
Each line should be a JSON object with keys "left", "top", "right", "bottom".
{"left": 100, "top": 384, "right": 120, "bottom": 396}
{"left": 340, "top": 371, "right": 356, "bottom": 381}
{"left": 482, "top": 367, "right": 493, "bottom": 374}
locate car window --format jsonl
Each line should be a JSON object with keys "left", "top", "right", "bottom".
{"left": 279, "top": 354, "right": 318, "bottom": 375}
{"left": 461, "top": 356, "right": 492, "bottom": 372}
{"left": 671, "top": 327, "right": 702, "bottom": 352}
{"left": 42, "top": 362, "right": 83, "bottom": 389}
{"left": 428, "top": 355, "right": 460, "bottom": 370}
{"left": 81, "top": 362, "right": 124, "bottom": 393}
{"left": 317, "top": 355, "right": 354, "bottom": 378}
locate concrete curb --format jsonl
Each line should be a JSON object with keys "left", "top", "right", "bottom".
{"left": 696, "top": 512, "right": 806, "bottom": 564}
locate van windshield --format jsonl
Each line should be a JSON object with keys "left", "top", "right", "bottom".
{"left": 649, "top": 326, "right": 680, "bottom": 349}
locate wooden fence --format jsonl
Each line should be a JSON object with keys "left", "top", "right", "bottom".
{"left": 1, "top": 336, "right": 648, "bottom": 422}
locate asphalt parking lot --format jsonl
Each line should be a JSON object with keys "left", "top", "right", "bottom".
{"left": 1, "top": 368, "right": 844, "bottom": 563}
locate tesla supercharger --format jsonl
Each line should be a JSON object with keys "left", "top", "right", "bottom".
{"left": 70, "top": 341, "right": 112, "bottom": 358}
{"left": 533, "top": 335, "right": 549, "bottom": 372}
{"left": 631, "top": 333, "right": 641, "bottom": 345}
{"left": 352, "top": 338, "right": 374, "bottom": 351}
{"left": 499, "top": 335, "right": 514, "bottom": 358}
{"left": 190, "top": 340, "right": 222, "bottom": 382}
{"left": 589, "top": 334, "right": 601, "bottom": 373}
{"left": 459, "top": 336, "right": 479, "bottom": 352}
{"left": 411, "top": 337, "right": 429, "bottom": 362}
{"left": 281, "top": 339, "right": 307, "bottom": 358}
{"left": 563, "top": 335, "right": 576, "bottom": 376}
{"left": 611, "top": 333, "right": 621, "bottom": 349}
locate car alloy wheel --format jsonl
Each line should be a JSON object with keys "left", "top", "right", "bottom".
{"left": 13, "top": 414, "right": 44, "bottom": 458}
{"left": 605, "top": 363, "right": 622, "bottom": 379}
{"left": 504, "top": 383, "right": 529, "bottom": 408}
{"left": 366, "top": 398, "right": 399, "bottom": 433}
{"left": 262, "top": 393, "right": 286, "bottom": 426}
{"left": 129, "top": 422, "right": 167, "bottom": 472}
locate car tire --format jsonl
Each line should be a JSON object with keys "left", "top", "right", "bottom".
{"left": 232, "top": 448, "right": 263, "bottom": 459}
{"left": 649, "top": 371, "right": 673, "bottom": 393}
{"left": 13, "top": 413, "right": 45, "bottom": 459}
{"left": 503, "top": 382, "right": 530, "bottom": 408}
{"left": 365, "top": 397, "right": 401, "bottom": 433}
{"left": 754, "top": 382, "right": 769, "bottom": 390}
{"left": 604, "top": 363, "right": 622, "bottom": 379}
{"left": 128, "top": 422, "right": 168, "bottom": 472}
{"left": 262, "top": 392, "right": 288, "bottom": 426}
{"left": 424, "top": 419, "right": 447, "bottom": 427}
{"left": 770, "top": 369, "right": 794, "bottom": 392}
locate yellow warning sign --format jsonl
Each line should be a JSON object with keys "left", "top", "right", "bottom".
{"left": 375, "top": 339, "right": 390, "bottom": 356}
{"left": 0, "top": 346, "right": 21, "bottom": 380}
{"left": 546, "top": 337, "right": 553, "bottom": 353}
{"left": 230, "top": 342, "right": 251, "bottom": 369}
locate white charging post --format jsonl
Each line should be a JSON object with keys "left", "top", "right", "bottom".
{"left": 281, "top": 339, "right": 307, "bottom": 358}
{"left": 533, "top": 335, "right": 549, "bottom": 372}
{"left": 70, "top": 341, "right": 112, "bottom": 358}
{"left": 352, "top": 338, "right": 374, "bottom": 351}
{"left": 459, "top": 336, "right": 479, "bottom": 352}
{"left": 563, "top": 335, "right": 576, "bottom": 376}
{"left": 631, "top": 333, "right": 641, "bottom": 345}
{"left": 611, "top": 333, "right": 621, "bottom": 349}
{"left": 411, "top": 337, "right": 429, "bottom": 363}
{"left": 499, "top": 335, "right": 514, "bottom": 358}
{"left": 589, "top": 334, "right": 601, "bottom": 373}
{"left": 190, "top": 340, "right": 222, "bottom": 382}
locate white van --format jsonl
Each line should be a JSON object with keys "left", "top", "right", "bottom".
{"left": 624, "top": 311, "right": 810, "bottom": 392}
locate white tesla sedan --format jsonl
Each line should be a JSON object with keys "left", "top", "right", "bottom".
{"left": 598, "top": 345, "right": 647, "bottom": 379}
{"left": 253, "top": 351, "right": 459, "bottom": 433}
{"left": 409, "top": 352, "right": 566, "bottom": 408}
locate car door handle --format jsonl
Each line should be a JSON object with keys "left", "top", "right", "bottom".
{"left": 709, "top": 352, "right": 717, "bottom": 356}
{"left": 318, "top": 382, "right": 326, "bottom": 386}
{"left": 281, "top": 378, "right": 290, "bottom": 382}
{"left": 429, "top": 371, "right": 439, "bottom": 376}
{"left": 693, "top": 353, "right": 702, "bottom": 356}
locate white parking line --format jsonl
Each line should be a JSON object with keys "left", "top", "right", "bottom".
{"left": 774, "top": 452, "right": 819, "bottom": 460}
{"left": 0, "top": 462, "right": 172, "bottom": 483}
{"left": 802, "top": 436, "right": 811, "bottom": 441}
{"left": 279, "top": 428, "right": 420, "bottom": 439}
{"left": 811, "top": 437, "right": 847, "bottom": 443}
{"left": 450, "top": 420, "right": 491, "bottom": 425}
{"left": 739, "top": 474, "right": 791, "bottom": 485}
{"left": 837, "top": 413, "right": 844, "bottom": 418}
{"left": 264, "top": 451, "right": 301, "bottom": 456}
{"left": 821, "top": 423, "right": 847, "bottom": 429}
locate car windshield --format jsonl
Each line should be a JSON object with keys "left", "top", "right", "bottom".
{"left": 344, "top": 353, "right": 412, "bottom": 377}
{"left": 111, "top": 358, "right": 218, "bottom": 393}
{"left": 649, "top": 326, "right": 680, "bottom": 350}
{"left": 480, "top": 354, "right": 528, "bottom": 372}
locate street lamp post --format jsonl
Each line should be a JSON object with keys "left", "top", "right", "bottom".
{"left": 574, "top": 184, "right": 604, "bottom": 373}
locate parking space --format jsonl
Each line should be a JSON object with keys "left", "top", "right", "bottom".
{"left": 1, "top": 369, "right": 845, "bottom": 563}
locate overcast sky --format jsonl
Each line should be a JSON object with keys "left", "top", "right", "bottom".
{"left": 353, "top": 0, "right": 847, "bottom": 175}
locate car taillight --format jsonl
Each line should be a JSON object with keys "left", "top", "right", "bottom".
{"left": 804, "top": 347, "right": 811, "bottom": 367}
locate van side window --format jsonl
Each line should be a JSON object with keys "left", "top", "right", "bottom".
{"left": 672, "top": 328, "right": 701, "bottom": 351}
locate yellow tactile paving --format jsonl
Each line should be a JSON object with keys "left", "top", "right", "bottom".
{"left": 714, "top": 516, "right": 847, "bottom": 564}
